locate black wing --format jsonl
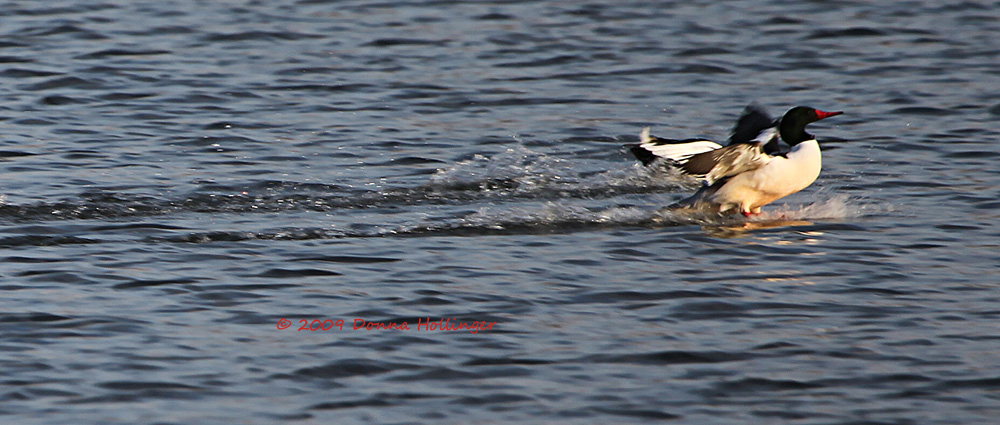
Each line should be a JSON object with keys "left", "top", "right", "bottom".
{"left": 729, "top": 103, "right": 780, "bottom": 154}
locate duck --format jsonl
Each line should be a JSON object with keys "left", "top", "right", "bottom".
{"left": 630, "top": 105, "right": 842, "bottom": 216}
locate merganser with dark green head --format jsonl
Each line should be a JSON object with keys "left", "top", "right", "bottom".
{"left": 631, "top": 105, "right": 842, "bottom": 216}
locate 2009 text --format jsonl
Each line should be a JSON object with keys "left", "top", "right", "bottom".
{"left": 276, "top": 317, "right": 497, "bottom": 334}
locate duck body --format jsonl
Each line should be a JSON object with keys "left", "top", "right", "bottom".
{"left": 677, "top": 138, "right": 821, "bottom": 215}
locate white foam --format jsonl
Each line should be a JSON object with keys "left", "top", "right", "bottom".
{"left": 754, "top": 192, "right": 890, "bottom": 222}
{"left": 426, "top": 145, "right": 694, "bottom": 198}
{"left": 461, "top": 202, "right": 598, "bottom": 228}
{"left": 427, "top": 146, "right": 569, "bottom": 192}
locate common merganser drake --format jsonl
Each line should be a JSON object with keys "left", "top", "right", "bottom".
{"left": 630, "top": 105, "right": 842, "bottom": 216}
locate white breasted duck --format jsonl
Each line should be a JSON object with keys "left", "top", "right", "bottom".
{"left": 631, "top": 105, "right": 842, "bottom": 216}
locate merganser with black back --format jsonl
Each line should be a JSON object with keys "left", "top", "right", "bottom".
{"left": 630, "top": 105, "right": 842, "bottom": 216}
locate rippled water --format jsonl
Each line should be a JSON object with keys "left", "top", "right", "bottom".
{"left": 2, "top": 1, "right": 1000, "bottom": 424}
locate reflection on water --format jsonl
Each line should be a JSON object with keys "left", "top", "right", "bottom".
{"left": 702, "top": 219, "right": 816, "bottom": 238}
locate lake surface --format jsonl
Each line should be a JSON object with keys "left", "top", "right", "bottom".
{"left": 2, "top": 1, "right": 999, "bottom": 424}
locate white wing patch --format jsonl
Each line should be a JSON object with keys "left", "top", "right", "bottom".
{"left": 751, "top": 127, "right": 778, "bottom": 145}
{"left": 638, "top": 127, "right": 722, "bottom": 163}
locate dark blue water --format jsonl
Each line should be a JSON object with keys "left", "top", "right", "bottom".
{"left": 2, "top": 1, "right": 1000, "bottom": 424}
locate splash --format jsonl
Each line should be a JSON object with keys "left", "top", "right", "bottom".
{"left": 461, "top": 202, "right": 653, "bottom": 229}
{"left": 753, "top": 192, "right": 888, "bottom": 221}
{"left": 425, "top": 145, "right": 693, "bottom": 199}
{"left": 150, "top": 192, "right": 887, "bottom": 243}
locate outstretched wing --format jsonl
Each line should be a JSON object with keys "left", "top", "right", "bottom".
{"left": 729, "top": 103, "right": 786, "bottom": 155}
{"left": 729, "top": 103, "right": 776, "bottom": 144}
{"left": 630, "top": 127, "right": 722, "bottom": 166}
{"left": 682, "top": 128, "right": 776, "bottom": 185}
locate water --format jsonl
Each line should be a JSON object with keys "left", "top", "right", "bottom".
{"left": 2, "top": 1, "right": 999, "bottom": 424}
